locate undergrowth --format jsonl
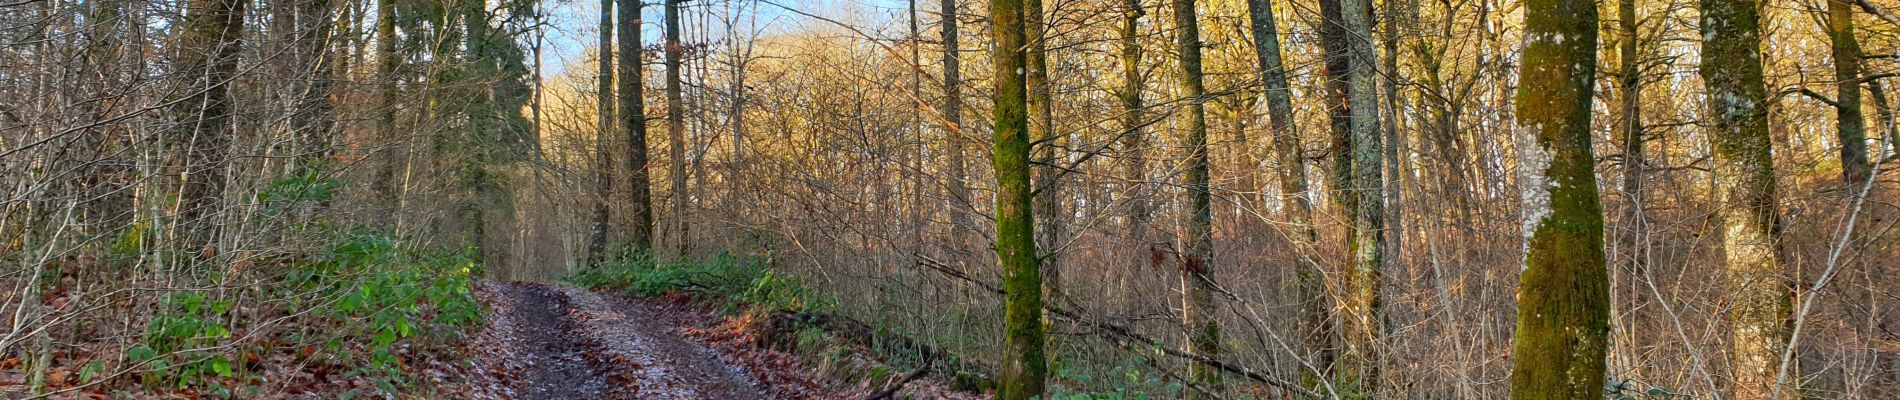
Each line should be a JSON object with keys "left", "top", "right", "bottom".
{"left": 564, "top": 249, "right": 1189, "bottom": 399}
{"left": 115, "top": 229, "right": 484, "bottom": 398}
{"left": 566, "top": 250, "right": 830, "bottom": 313}
{"left": 27, "top": 172, "right": 489, "bottom": 398}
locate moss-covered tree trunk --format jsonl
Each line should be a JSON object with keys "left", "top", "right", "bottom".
{"left": 173, "top": 0, "right": 248, "bottom": 253}
{"left": 1700, "top": 0, "right": 1794, "bottom": 397}
{"left": 1339, "top": 0, "right": 1383, "bottom": 393}
{"left": 620, "top": 0, "right": 652, "bottom": 252}
{"left": 1831, "top": 0, "right": 1870, "bottom": 186}
{"left": 589, "top": 0, "right": 616, "bottom": 265}
{"left": 1245, "top": 0, "right": 1334, "bottom": 390}
{"left": 1169, "top": 0, "right": 1221, "bottom": 394}
{"left": 989, "top": 0, "right": 1047, "bottom": 397}
{"left": 1506, "top": 0, "right": 1609, "bottom": 396}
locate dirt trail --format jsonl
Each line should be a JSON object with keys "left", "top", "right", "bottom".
{"left": 468, "top": 282, "right": 770, "bottom": 399}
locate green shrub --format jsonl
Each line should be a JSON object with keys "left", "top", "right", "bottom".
{"left": 128, "top": 292, "right": 234, "bottom": 390}
{"left": 132, "top": 229, "right": 482, "bottom": 395}
{"left": 308, "top": 232, "right": 483, "bottom": 374}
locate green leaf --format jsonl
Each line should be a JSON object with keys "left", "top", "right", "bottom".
{"left": 210, "top": 356, "right": 234, "bottom": 377}
{"left": 79, "top": 360, "right": 104, "bottom": 384}
{"left": 127, "top": 344, "right": 158, "bottom": 361}
{"left": 374, "top": 329, "right": 396, "bottom": 347}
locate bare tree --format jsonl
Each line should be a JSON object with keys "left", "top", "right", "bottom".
{"left": 1702, "top": 0, "right": 1794, "bottom": 396}
{"left": 589, "top": 0, "right": 617, "bottom": 264}
{"left": 1245, "top": 0, "right": 1332, "bottom": 388}
{"left": 622, "top": 0, "right": 653, "bottom": 251}
{"left": 1169, "top": 0, "right": 1220, "bottom": 394}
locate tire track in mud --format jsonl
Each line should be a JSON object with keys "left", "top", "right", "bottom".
{"left": 476, "top": 282, "right": 767, "bottom": 399}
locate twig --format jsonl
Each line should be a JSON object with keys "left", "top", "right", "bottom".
{"left": 1771, "top": 136, "right": 1888, "bottom": 399}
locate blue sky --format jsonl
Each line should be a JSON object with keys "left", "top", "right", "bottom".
{"left": 535, "top": 0, "right": 921, "bottom": 76}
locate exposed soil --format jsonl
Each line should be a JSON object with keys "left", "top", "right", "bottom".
{"left": 459, "top": 282, "right": 806, "bottom": 399}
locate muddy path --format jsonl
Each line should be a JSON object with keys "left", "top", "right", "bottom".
{"left": 466, "top": 282, "right": 772, "bottom": 399}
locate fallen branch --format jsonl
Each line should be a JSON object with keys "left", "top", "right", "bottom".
{"left": 860, "top": 367, "right": 930, "bottom": 400}
{"left": 762, "top": 309, "right": 991, "bottom": 389}
{"left": 913, "top": 254, "right": 1324, "bottom": 399}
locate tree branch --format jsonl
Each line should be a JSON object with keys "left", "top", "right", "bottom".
{"left": 913, "top": 254, "right": 1324, "bottom": 399}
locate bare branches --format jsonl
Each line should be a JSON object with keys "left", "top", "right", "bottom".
{"left": 913, "top": 254, "right": 1324, "bottom": 399}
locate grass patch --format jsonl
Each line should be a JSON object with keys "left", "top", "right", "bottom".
{"left": 566, "top": 251, "right": 831, "bottom": 313}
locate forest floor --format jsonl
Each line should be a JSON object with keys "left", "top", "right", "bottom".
{"left": 2, "top": 278, "right": 966, "bottom": 399}
{"left": 448, "top": 281, "right": 842, "bottom": 399}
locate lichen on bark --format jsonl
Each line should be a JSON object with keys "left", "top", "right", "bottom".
{"left": 1699, "top": 0, "right": 1794, "bottom": 397}
{"left": 1507, "top": 0, "right": 1610, "bottom": 397}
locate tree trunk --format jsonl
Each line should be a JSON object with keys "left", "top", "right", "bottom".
{"left": 666, "top": 0, "right": 689, "bottom": 256}
{"left": 1507, "top": 0, "right": 1610, "bottom": 396}
{"left": 1339, "top": 0, "right": 1384, "bottom": 391}
{"left": 621, "top": 0, "right": 653, "bottom": 252}
{"left": 1119, "top": 0, "right": 1147, "bottom": 245}
{"left": 1379, "top": 0, "right": 1405, "bottom": 271}
{"left": 1417, "top": 14, "right": 1469, "bottom": 216}
{"left": 1831, "top": 0, "right": 1870, "bottom": 186}
{"left": 1700, "top": 0, "right": 1794, "bottom": 397}
{"left": 908, "top": 0, "right": 923, "bottom": 253}
{"left": 1169, "top": 0, "right": 1220, "bottom": 394}
{"left": 173, "top": 0, "right": 248, "bottom": 254}
{"left": 1245, "top": 0, "right": 1333, "bottom": 388}
{"left": 941, "top": 0, "right": 971, "bottom": 244}
{"left": 374, "top": 0, "right": 401, "bottom": 210}
{"left": 1871, "top": 80, "right": 1898, "bottom": 158}
{"left": 988, "top": 0, "right": 1047, "bottom": 397}
{"left": 1026, "top": 0, "right": 1064, "bottom": 311}
{"left": 588, "top": 0, "right": 616, "bottom": 265}
{"left": 1318, "top": 0, "right": 1355, "bottom": 216}
{"left": 292, "top": 0, "right": 339, "bottom": 170}
{"left": 1613, "top": 0, "right": 1648, "bottom": 373}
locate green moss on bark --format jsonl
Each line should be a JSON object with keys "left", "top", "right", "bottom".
{"left": 1507, "top": 0, "right": 1609, "bottom": 397}
{"left": 990, "top": 0, "right": 1048, "bottom": 397}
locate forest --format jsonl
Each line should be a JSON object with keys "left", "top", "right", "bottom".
{"left": 1, "top": 0, "right": 1896, "bottom": 398}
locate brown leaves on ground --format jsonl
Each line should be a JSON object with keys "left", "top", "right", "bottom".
{"left": 668, "top": 297, "right": 984, "bottom": 400}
